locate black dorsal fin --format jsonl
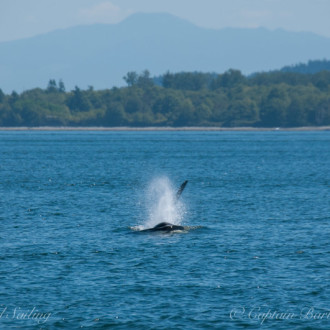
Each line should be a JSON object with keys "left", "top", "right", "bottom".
{"left": 176, "top": 180, "right": 188, "bottom": 200}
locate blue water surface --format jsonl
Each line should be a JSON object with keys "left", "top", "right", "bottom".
{"left": 0, "top": 131, "right": 329, "bottom": 329}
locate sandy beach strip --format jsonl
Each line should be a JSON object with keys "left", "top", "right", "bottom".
{"left": 0, "top": 126, "right": 330, "bottom": 131}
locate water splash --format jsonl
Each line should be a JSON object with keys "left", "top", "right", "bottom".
{"left": 141, "top": 176, "right": 186, "bottom": 229}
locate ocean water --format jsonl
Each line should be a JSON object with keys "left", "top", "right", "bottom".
{"left": 0, "top": 131, "right": 329, "bottom": 329}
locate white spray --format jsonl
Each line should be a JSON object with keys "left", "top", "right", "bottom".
{"left": 142, "top": 176, "right": 186, "bottom": 229}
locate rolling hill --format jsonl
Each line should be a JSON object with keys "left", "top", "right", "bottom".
{"left": 1, "top": 12, "right": 330, "bottom": 93}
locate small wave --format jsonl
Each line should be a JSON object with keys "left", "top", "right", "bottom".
{"left": 130, "top": 225, "right": 145, "bottom": 231}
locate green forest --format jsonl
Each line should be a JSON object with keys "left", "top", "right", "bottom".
{"left": 1, "top": 66, "right": 330, "bottom": 127}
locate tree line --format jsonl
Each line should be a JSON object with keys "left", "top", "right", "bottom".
{"left": 280, "top": 59, "right": 330, "bottom": 74}
{"left": 0, "top": 68, "right": 330, "bottom": 127}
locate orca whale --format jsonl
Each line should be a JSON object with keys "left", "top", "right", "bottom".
{"left": 141, "top": 222, "right": 185, "bottom": 232}
{"left": 141, "top": 180, "right": 188, "bottom": 233}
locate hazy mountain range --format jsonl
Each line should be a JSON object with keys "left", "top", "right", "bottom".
{"left": 1, "top": 12, "right": 330, "bottom": 93}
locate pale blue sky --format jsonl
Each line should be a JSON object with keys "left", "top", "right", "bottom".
{"left": 1, "top": 0, "right": 330, "bottom": 42}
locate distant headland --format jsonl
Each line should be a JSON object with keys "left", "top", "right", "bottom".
{"left": 1, "top": 67, "right": 330, "bottom": 128}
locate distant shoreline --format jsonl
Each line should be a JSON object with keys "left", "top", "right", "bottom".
{"left": 1, "top": 126, "right": 330, "bottom": 131}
